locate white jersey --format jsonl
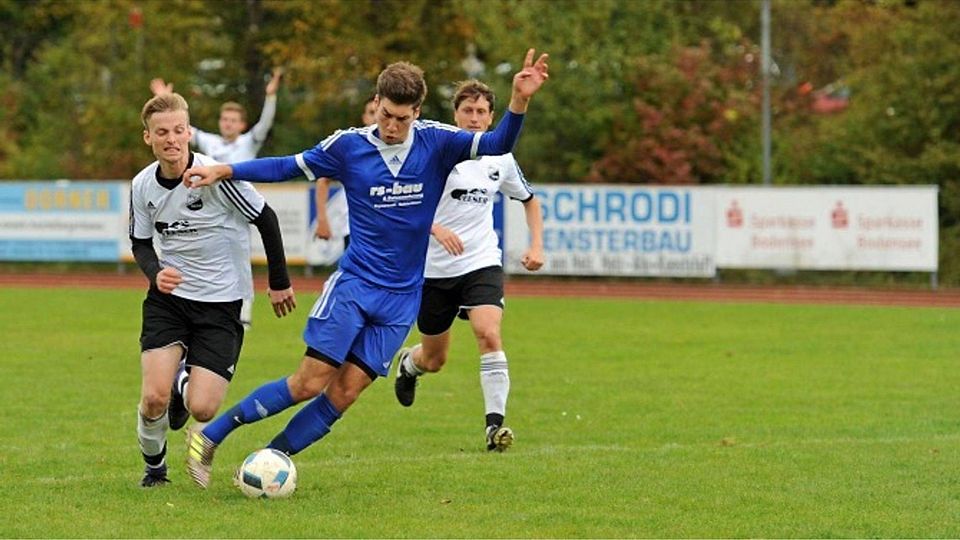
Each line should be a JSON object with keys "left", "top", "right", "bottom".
{"left": 129, "top": 152, "right": 266, "bottom": 302}
{"left": 425, "top": 153, "right": 533, "bottom": 278}
{"left": 191, "top": 95, "right": 277, "bottom": 162}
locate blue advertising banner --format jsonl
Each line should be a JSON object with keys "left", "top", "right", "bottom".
{"left": 503, "top": 185, "right": 717, "bottom": 277}
{"left": 0, "top": 181, "right": 127, "bottom": 262}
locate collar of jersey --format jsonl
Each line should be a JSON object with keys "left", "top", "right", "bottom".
{"left": 367, "top": 124, "right": 415, "bottom": 152}
{"left": 154, "top": 151, "right": 195, "bottom": 190}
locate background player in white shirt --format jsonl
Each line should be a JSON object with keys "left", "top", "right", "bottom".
{"left": 394, "top": 80, "right": 545, "bottom": 451}
{"left": 130, "top": 92, "right": 296, "bottom": 487}
{"left": 150, "top": 68, "right": 284, "bottom": 329}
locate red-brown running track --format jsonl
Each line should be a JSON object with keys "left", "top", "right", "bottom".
{"left": 2, "top": 271, "right": 959, "bottom": 308}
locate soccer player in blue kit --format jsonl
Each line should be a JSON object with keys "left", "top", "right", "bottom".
{"left": 180, "top": 48, "right": 549, "bottom": 488}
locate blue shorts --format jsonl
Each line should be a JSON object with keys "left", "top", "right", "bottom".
{"left": 302, "top": 270, "right": 419, "bottom": 378}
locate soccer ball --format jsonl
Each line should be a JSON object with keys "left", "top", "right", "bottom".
{"left": 235, "top": 448, "right": 298, "bottom": 499}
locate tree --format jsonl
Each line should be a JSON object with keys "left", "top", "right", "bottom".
{"left": 588, "top": 39, "right": 761, "bottom": 184}
{"left": 6, "top": 0, "right": 230, "bottom": 179}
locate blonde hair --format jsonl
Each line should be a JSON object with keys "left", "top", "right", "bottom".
{"left": 220, "top": 101, "right": 247, "bottom": 122}
{"left": 141, "top": 93, "right": 189, "bottom": 129}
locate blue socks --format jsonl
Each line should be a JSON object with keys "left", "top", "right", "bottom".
{"left": 201, "top": 378, "right": 343, "bottom": 456}
{"left": 268, "top": 394, "right": 341, "bottom": 456}
{"left": 203, "top": 378, "right": 294, "bottom": 444}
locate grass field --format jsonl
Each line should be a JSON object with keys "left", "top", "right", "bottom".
{"left": 1, "top": 285, "right": 959, "bottom": 538}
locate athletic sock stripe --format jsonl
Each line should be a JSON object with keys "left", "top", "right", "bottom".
{"left": 480, "top": 363, "right": 509, "bottom": 372}
{"left": 218, "top": 181, "right": 260, "bottom": 221}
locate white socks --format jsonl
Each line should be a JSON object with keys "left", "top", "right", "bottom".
{"left": 480, "top": 351, "right": 510, "bottom": 418}
{"left": 403, "top": 344, "right": 425, "bottom": 376}
{"left": 137, "top": 409, "right": 169, "bottom": 466}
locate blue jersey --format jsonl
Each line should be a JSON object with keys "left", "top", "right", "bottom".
{"left": 232, "top": 111, "right": 525, "bottom": 291}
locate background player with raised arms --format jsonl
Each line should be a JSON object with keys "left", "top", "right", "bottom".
{"left": 150, "top": 67, "right": 285, "bottom": 329}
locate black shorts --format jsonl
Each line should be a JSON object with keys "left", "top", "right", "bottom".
{"left": 140, "top": 288, "right": 244, "bottom": 381}
{"left": 417, "top": 265, "right": 504, "bottom": 335}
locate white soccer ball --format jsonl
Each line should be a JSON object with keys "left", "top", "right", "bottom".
{"left": 235, "top": 448, "right": 298, "bottom": 499}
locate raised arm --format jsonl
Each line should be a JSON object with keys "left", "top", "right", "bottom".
{"left": 249, "top": 67, "right": 283, "bottom": 143}
{"left": 508, "top": 48, "right": 549, "bottom": 114}
{"left": 465, "top": 48, "right": 550, "bottom": 160}
{"left": 149, "top": 78, "right": 174, "bottom": 96}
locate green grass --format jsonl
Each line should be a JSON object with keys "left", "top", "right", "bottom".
{"left": 1, "top": 286, "right": 959, "bottom": 537}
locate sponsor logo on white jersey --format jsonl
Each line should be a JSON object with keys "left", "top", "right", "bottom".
{"left": 451, "top": 188, "right": 490, "bottom": 205}
{"left": 155, "top": 220, "right": 198, "bottom": 236}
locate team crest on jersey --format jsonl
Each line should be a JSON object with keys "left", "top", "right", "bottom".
{"left": 451, "top": 188, "right": 490, "bottom": 205}
{"left": 486, "top": 167, "right": 501, "bottom": 182}
{"left": 185, "top": 192, "right": 204, "bottom": 211}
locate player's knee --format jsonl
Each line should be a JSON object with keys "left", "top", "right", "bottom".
{"left": 328, "top": 386, "right": 362, "bottom": 410}
{"left": 287, "top": 373, "right": 325, "bottom": 402}
{"left": 473, "top": 326, "right": 502, "bottom": 351}
{"left": 141, "top": 389, "right": 170, "bottom": 417}
{"left": 188, "top": 401, "right": 219, "bottom": 422}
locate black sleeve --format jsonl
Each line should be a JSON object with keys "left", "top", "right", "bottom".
{"left": 251, "top": 203, "right": 291, "bottom": 291}
{"left": 130, "top": 237, "right": 161, "bottom": 287}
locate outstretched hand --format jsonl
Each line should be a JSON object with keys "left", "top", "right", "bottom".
{"left": 266, "top": 67, "right": 284, "bottom": 96}
{"left": 182, "top": 164, "right": 232, "bottom": 188}
{"left": 512, "top": 48, "right": 549, "bottom": 103}
{"left": 150, "top": 78, "right": 174, "bottom": 96}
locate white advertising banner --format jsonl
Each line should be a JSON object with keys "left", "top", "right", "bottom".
{"left": 0, "top": 181, "right": 940, "bottom": 277}
{"left": 249, "top": 183, "right": 311, "bottom": 265}
{"left": 504, "top": 185, "right": 717, "bottom": 277}
{"left": 714, "top": 186, "right": 938, "bottom": 271}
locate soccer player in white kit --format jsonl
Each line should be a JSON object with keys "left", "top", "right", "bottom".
{"left": 130, "top": 92, "right": 296, "bottom": 487}
{"left": 393, "top": 80, "right": 545, "bottom": 451}
{"left": 149, "top": 68, "right": 284, "bottom": 329}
